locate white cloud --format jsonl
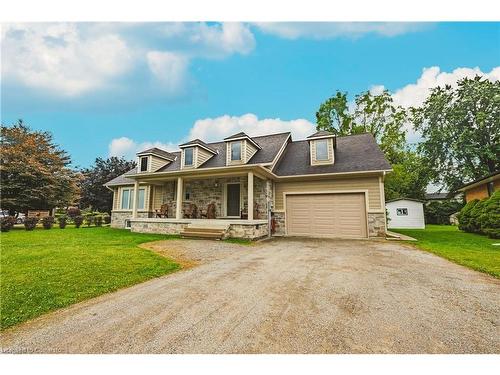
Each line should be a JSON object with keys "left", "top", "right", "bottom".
{"left": 108, "top": 113, "right": 316, "bottom": 159}
{"left": 146, "top": 51, "right": 189, "bottom": 94}
{"left": 1, "top": 23, "right": 133, "bottom": 96}
{"left": 253, "top": 22, "right": 431, "bottom": 39}
{"left": 188, "top": 113, "right": 315, "bottom": 142}
{"left": 108, "top": 136, "right": 177, "bottom": 160}
{"left": 390, "top": 66, "right": 500, "bottom": 108}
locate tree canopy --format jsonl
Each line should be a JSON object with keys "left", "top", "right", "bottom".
{"left": 0, "top": 120, "right": 80, "bottom": 214}
{"left": 316, "top": 89, "right": 407, "bottom": 164}
{"left": 79, "top": 157, "right": 136, "bottom": 213}
{"left": 411, "top": 76, "right": 500, "bottom": 191}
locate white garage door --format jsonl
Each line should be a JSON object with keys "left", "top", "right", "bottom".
{"left": 286, "top": 193, "right": 367, "bottom": 238}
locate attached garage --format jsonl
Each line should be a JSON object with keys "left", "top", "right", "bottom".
{"left": 285, "top": 193, "right": 368, "bottom": 238}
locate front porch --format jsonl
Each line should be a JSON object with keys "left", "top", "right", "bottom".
{"left": 111, "top": 172, "right": 273, "bottom": 240}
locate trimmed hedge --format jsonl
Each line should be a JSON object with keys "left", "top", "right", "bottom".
{"left": 24, "top": 217, "right": 39, "bottom": 231}
{"left": 1, "top": 216, "right": 16, "bottom": 232}
{"left": 42, "top": 216, "right": 55, "bottom": 229}
{"left": 458, "top": 191, "right": 500, "bottom": 238}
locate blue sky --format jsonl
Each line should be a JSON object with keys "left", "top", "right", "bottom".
{"left": 2, "top": 22, "right": 499, "bottom": 167}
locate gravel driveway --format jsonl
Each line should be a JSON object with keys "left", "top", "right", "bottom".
{"left": 1, "top": 238, "right": 499, "bottom": 353}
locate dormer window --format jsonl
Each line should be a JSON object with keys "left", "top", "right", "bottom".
{"left": 315, "top": 139, "right": 329, "bottom": 161}
{"left": 140, "top": 156, "right": 149, "bottom": 172}
{"left": 230, "top": 142, "right": 242, "bottom": 161}
{"left": 184, "top": 147, "right": 194, "bottom": 166}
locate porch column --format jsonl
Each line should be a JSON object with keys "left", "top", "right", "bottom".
{"left": 175, "top": 177, "right": 183, "bottom": 219}
{"left": 247, "top": 171, "right": 254, "bottom": 221}
{"left": 132, "top": 180, "right": 139, "bottom": 219}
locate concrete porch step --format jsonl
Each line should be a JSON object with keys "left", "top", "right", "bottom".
{"left": 180, "top": 230, "right": 225, "bottom": 240}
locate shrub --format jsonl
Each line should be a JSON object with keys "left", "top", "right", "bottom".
{"left": 1, "top": 216, "right": 16, "bottom": 232}
{"left": 24, "top": 217, "right": 39, "bottom": 231}
{"left": 469, "top": 199, "right": 488, "bottom": 234}
{"left": 480, "top": 191, "right": 500, "bottom": 239}
{"left": 74, "top": 215, "right": 84, "bottom": 228}
{"left": 41, "top": 216, "right": 55, "bottom": 229}
{"left": 458, "top": 199, "right": 479, "bottom": 232}
{"left": 67, "top": 207, "right": 81, "bottom": 219}
{"left": 103, "top": 215, "right": 111, "bottom": 225}
{"left": 84, "top": 216, "right": 93, "bottom": 227}
{"left": 95, "top": 216, "right": 103, "bottom": 227}
{"left": 425, "top": 199, "right": 464, "bottom": 225}
{"left": 58, "top": 215, "right": 68, "bottom": 229}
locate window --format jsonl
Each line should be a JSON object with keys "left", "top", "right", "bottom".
{"left": 121, "top": 188, "right": 132, "bottom": 210}
{"left": 138, "top": 188, "right": 145, "bottom": 209}
{"left": 140, "top": 157, "right": 148, "bottom": 172}
{"left": 396, "top": 208, "right": 408, "bottom": 216}
{"left": 231, "top": 142, "right": 242, "bottom": 161}
{"left": 184, "top": 188, "right": 191, "bottom": 201}
{"left": 315, "top": 139, "right": 328, "bottom": 161}
{"left": 184, "top": 147, "right": 194, "bottom": 166}
{"left": 120, "top": 188, "right": 145, "bottom": 210}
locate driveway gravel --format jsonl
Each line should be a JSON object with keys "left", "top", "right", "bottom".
{"left": 1, "top": 238, "right": 499, "bottom": 353}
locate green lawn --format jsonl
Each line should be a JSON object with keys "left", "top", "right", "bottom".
{"left": 0, "top": 227, "right": 180, "bottom": 330}
{"left": 392, "top": 225, "right": 500, "bottom": 278}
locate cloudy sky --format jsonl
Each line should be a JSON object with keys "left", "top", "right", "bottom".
{"left": 1, "top": 22, "right": 499, "bottom": 166}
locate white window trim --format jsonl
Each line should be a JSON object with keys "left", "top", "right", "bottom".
{"left": 120, "top": 187, "right": 146, "bottom": 210}
{"left": 139, "top": 156, "right": 149, "bottom": 172}
{"left": 230, "top": 141, "right": 242, "bottom": 161}
{"left": 315, "top": 139, "right": 329, "bottom": 161}
{"left": 184, "top": 147, "right": 194, "bottom": 167}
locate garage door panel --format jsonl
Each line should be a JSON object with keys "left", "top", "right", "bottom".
{"left": 286, "top": 193, "right": 367, "bottom": 238}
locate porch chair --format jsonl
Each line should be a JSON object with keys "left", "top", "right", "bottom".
{"left": 155, "top": 204, "right": 169, "bottom": 218}
{"left": 200, "top": 202, "right": 216, "bottom": 219}
{"left": 183, "top": 203, "right": 199, "bottom": 219}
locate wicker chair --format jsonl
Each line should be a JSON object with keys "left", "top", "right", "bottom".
{"left": 155, "top": 204, "right": 169, "bottom": 218}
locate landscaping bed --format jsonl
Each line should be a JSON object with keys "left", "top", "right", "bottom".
{"left": 393, "top": 225, "right": 500, "bottom": 278}
{"left": 0, "top": 227, "right": 179, "bottom": 330}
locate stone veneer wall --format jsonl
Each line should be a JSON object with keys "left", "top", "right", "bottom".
{"left": 111, "top": 211, "right": 151, "bottom": 228}
{"left": 367, "top": 213, "right": 386, "bottom": 237}
{"left": 226, "top": 223, "right": 269, "bottom": 240}
{"left": 130, "top": 221, "right": 189, "bottom": 235}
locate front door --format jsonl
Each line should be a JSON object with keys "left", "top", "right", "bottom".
{"left": 226, "top": 184, "right": 241, "bottom": 217}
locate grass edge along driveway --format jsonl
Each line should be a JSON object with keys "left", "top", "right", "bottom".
{"left": 392, "top": 225, "right": 499, "bottom": 278}
{"left": 1, "top": 227, "right": 180, "bottom": 330}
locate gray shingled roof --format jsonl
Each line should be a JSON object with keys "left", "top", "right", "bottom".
{"left": 104, "top": 169, "right": 137, "bottom": 187}
{"left": 178, "top": 139, "right": 217, "bottom": 154}
{"left": 307, "top": 130, "right": 335, "bottom": 138}
{"left": 273, "top": 133, "right": 391, "bottom": 176}
{"left": 224, "top": 132, "right": 248, "bottom": 140}
{"left": 425, "top": 192, "right": 449, "bottom": 200}
{"left": 136, "top": 147, "right": 175, "bottom": 160}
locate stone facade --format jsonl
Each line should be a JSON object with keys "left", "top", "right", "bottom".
{"left": 111, "top": 211, "right": 151, "bottom": 228}
{"left": 226, "top": 223, "right": 269, "bottom": 240}
{"left": 367, "top": 213, "right": 386, "bottom": 237}
{"left": 272, "top": 211, "right": 286, "bottom": 236}
{"left": 130, "top": 220, "right": 188, "bottom": 235}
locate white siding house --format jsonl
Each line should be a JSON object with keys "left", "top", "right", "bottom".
{"left": 386, "top": 198, "right": 425, "bottom": 229}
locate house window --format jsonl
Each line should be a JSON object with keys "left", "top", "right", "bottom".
{"left": 487, "top": 181, "right": 494, "bottom": 196}
{"left": 184, "top": 147, "right": 194, "bottom": 166}
{"left": 315, "top": 139, "right": 328, "bottom": 161}
{"left": 184, "top": 188, "right": 191, "bottom": 201}
{"left": 121, "top": 188, "right": 145, "bottom": 210}
{"left": 231, "top": 142, "right": 242, "bottom": 161}
{"left": 121, "top": 188, "right": 132, "bottom": 210}
{"left": 140, "top": 156, "right": 148, "bottom": 172}
{"left": 396, "top": 208, "right": 408, "bottom": 216}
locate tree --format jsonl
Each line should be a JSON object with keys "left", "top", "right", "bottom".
{"left": 0, "top": 120, "right": 80, "bottom": 214}
{"left": 411, "top": 76, "right": 500, "bottom": 191}
{"left": 316, "top": 89, "right": 407, "bottom": 164}
{"left": 79, "top": 157, "right": 136, "bottom": 213}
{"left": 384, "top": 150, "right": 432, "bottom": 201}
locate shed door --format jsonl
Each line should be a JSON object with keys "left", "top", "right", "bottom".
{"left": 286, "top": 193, "right": 367, "bottom": 238}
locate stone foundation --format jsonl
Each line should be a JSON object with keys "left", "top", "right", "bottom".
{"left": 130, "top": 220, "right": 188, "bottom": 235}
{"left": 226, "top": 223, "right": 269, "bottom": 240}
{"left": 367, "top": 213, "right": 386, "bottom": 237}
{"left": 111, "top": 211, "right": 153, "bottom": 228}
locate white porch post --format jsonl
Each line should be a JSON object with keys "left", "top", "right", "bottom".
{"left": 176, "top": 177, "right": 183, "bottom": 219}
{"left": 248, "top": 171, "right": 254, "bottom": 221}
{"left": 132, "top": 180, "right": 139, "bottom": 219}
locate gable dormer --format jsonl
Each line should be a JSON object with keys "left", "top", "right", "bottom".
{"left": 136, "top": 148, "right": 176, "bottom": 173}
{"left": 307, "top": 130, "right": 336, "bottom": 166}
{"left": 179, "top": 139, "right": 217, "bottom": 169}
{"left": 224, "top": 132, "right": 261, "bottom": 165}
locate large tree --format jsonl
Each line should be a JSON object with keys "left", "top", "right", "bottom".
{"left": 79, "top": 157, "right": 136, "bottom": 213}
{"left": 411, "top": 76, "right": 500, "bottom": 191}
{"left": 384, "top": 150, "right": 432, "bottom": 201}
{"left": 316, "top": 89, "right": 407, "bottom": 164}
{"left": 0, "top": 120, "right": 80, "bottom": 214}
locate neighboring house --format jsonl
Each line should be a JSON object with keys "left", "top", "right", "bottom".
{"left": 104, "top": 131, "right": 391, "bottom": 239}
{"left": 424, "top": 192, "right": 461, "bottom": 205}
{"left": 386, "top": 198, "right": 425, "bottom": 229}
{"left": 457, "top": 171, "right": 500, "bottom": 202}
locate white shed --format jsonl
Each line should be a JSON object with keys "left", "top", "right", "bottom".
{"left": 386, "top": 198, "right": 425, "bottom": 229}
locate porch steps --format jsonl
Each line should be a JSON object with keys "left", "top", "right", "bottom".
{"left": 180, "top": 223, "right": 230, "bottom": 240}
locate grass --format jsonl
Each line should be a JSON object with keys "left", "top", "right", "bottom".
{"left": 0, "top": 226, "right": 180, "bottom": 330}
{"left": 392, "top": 225, "right": 500, "bottom": 278}
{"left": 223, "top": 237, "right": 254, "bottom": 245}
